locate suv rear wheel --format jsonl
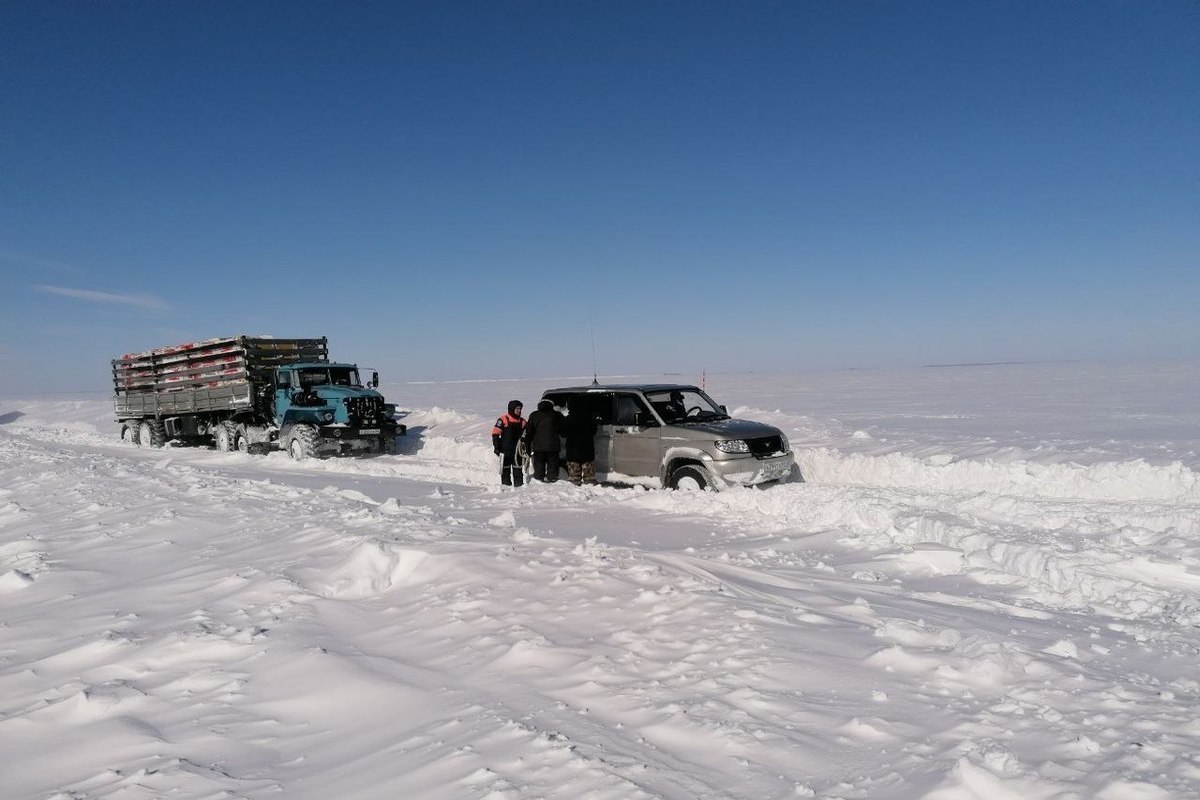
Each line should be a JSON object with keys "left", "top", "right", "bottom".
{"left": 669, "top": 465, "right": 709, "bottom": 491}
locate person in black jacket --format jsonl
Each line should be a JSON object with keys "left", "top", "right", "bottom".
{"left": 523, "top": 399, "right": 566, "bottom": 482}
{"left": 562, "top": 397, "right": 599, "bottom": 485}
{"left": 491, "top": 400, "right": 526, "bottom": 486}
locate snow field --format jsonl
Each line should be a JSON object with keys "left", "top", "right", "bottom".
{"left": 2, "top": 363, "right": 1199, "bottom": 798}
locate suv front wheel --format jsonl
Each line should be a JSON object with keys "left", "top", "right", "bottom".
{"left": 669, "top": 465, "right": 709, "bottom": 491}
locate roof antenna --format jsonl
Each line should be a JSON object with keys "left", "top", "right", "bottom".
{"left": 589, "top": 307, "right": 599, "bottom": 386}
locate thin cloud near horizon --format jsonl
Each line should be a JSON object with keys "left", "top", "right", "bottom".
{"left": 35, "top": 284, "right": 171, "bottom": 312}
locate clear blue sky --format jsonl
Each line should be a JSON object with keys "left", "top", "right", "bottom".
{"left": 2, "top": 1, "right": 1197, "bottom": 391}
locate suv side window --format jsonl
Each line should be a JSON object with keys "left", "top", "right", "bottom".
{"left": 615, "top": 394, "right": 651, "bottom": 426}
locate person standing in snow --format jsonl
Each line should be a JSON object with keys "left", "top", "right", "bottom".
{"left": 562, "top": 397, "right": 599, "bottom": 486}
{"left": 523, "top": 399, "right": 566, "bottom": 482}
{"left": 491, "top": 400, "right": 527, "bottom": 487}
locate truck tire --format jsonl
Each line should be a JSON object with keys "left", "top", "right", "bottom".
{"left": 234, "top": 425, "right": 251, "bottom": 454}
{"left": 139, "top": 419, "right": 167, "bottom": 449}
{"left": 213, "top": 421, "right": 237, "bottom": 452}
{"left": 287, "top": 424, "right": 320, "bottom": 460}
{"left": 121, "top": 422, "right": 139, "bottom": 445}
{"left": 669, "top": 464, "right": 709, "bottom": 491}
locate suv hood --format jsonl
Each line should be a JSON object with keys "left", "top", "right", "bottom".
{"left": 671, "top": 417, "right": 781, "bottom": 439}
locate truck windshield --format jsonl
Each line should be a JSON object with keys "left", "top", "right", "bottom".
{"left": 298, "top": 367, "right": 361, "bottom": 388}
{"left": 645, "top": 388, "right": 729, "bottom": 423}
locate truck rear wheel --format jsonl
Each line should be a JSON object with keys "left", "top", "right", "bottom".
{"left": 213, "top": 421, "right": 237, "bottom": 452}
{"left": 288, "top": 424, "right": 320, "bottom": 460}
{"left": 138, "top": 419, "right": 166, "bottom": 449}
{"left": 121, "top": 422, "right": 139, "bottom": 445}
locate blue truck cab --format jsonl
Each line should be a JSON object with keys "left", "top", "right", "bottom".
{"left": 274, "top": 362, "right": 402, "bottom": 458}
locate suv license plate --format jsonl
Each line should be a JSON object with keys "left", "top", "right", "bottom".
{"left": 359, "top": 429, "right": 381, "bottom": 435}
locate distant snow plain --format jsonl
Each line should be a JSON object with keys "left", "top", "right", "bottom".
{"left": 2, "top": 360, "right": 1198, "bottom": 799}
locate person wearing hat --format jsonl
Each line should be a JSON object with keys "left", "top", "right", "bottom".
{"left": 491, "top": 399, "right": 527, "bottom": 486}
{"left": 523, "top": 399, "right": 566, "bottom": 482}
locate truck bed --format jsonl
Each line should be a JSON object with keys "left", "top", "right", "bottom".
{"left": 113, "top": 335, "right": 328, "bottom": 418}
{"left": 114, "top": 381, "right": 256, "bottom": 417}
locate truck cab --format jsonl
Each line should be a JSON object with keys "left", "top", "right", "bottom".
{"left": 273, "top": 363, "right": 401, "bottom": 458}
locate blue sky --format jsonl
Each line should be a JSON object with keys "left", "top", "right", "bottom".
{"left": 2, "top": 1, "right": 1197, "bottom": 391}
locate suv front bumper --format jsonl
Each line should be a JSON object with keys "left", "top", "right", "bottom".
{"left": 706, "top": 451, "right": 796, "bottom": 486}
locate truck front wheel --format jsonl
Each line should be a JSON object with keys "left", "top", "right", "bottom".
{"left": 288, "top": 424, "right": 320, "bottom": 460}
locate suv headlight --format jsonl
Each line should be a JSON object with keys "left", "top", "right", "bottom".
{"left": 714, "top": 439, "right": 750, "bottom": 454}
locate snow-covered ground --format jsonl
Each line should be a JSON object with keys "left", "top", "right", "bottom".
{"left": 2, "top": 361, "right": 1199, "bottom": 799}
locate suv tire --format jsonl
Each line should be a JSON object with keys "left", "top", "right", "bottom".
{"left": 669, "top": 465, "right": 709, "bottom": 491}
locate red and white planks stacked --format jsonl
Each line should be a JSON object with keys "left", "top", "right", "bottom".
{"left": 113, "top": 336, "right": 328, "bottom": 394}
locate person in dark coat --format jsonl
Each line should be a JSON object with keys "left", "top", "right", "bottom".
{"left": 491, "top": 400, "right": 526, "bottom": 486}
{"left": 562, "top": 397, "right": 599, "bottom": 485}
{"left": 523, "top": 399, "right": 566, "bottom": 482}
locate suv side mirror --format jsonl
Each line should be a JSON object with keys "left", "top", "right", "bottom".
{"left": 371, "top": 371, "right": 379, "bottom": 388}
{"left": 719, "top": 404, "right": 727, "bottom": 413}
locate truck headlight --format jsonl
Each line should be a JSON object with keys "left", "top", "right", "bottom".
{"left": 714, "top": 439, "right": 750, "bottom": 454}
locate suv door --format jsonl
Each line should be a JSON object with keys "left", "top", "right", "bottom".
{"left": 607, "top": 392, "right": 662, "bottom": 482}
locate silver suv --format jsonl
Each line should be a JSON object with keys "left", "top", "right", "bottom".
{"left": 541, "top": 384, "right": 796, "bottom": 490}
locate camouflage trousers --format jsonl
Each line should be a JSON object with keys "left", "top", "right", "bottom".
{"left": 567, "top": 461, "right": 597, "bottom": 485}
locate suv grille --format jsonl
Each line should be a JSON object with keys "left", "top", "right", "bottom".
{"left": 747, "top": 436, "right": 783, "bottom": 457}
{"left": 344, "top": 396, "right": 382, "bottom": 424}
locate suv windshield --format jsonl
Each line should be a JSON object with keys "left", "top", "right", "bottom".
{"left": 646, "top": 388, "right": 729, "bottom": 423}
